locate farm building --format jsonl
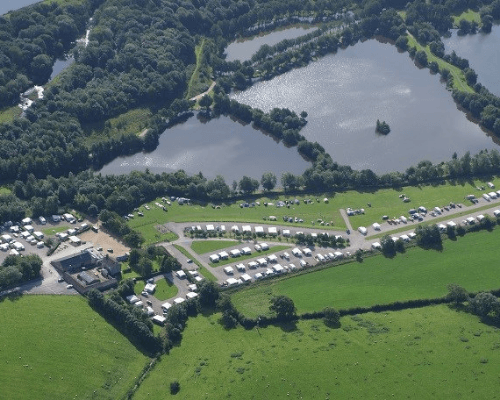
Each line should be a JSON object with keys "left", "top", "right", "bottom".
{"left": 77, "top": 271, "right": 99, "bottom": 286}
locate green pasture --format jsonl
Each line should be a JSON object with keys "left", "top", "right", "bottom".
{"left": 232, "top": 228, "right": 500, "bottom": 318}
{"left": 135, "top": 277, "right": 178, "bottom": 300}
{"left": 453, "top": 9, "right": 481, "bottom": 26}
{"left": 210, "top": 245, "right": 290, "bottom": 267}
{"left": 191, "top": 240, "right": 240, "bottom": 254}
{"left": 407, "top": 33, "right": 474, "bottom": 93}
{"left": 134, "top": 305, "right": 500, "bottom": 399}
{"left": 0, "top": 105, "right": 22, "bottom": 124}
{"left": 0, "top": 295, "right": 148, "bottom": 400}
{"left": 127, "top": 213, "right": 178, "bottom": 246}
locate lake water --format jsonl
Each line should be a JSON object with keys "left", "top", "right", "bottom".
{"left": 1, "top": 0, "right": 41, "bottom": 15}
{"left": 50, "top": 56, "right": 74, "bottom": 81}
{"left": 231, "top": 39, "right": 499, "bottom": 173}
{"left": 443, "top": 26, "right": 500, "bottom": 97}
{"left": 225, "top": 27, "right": 317, "bottom": 62}
{"left": 99, "top": 115, "right": 310, "bottom": 183}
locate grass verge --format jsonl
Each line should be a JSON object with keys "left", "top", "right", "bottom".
{"left": 210, "top": 245, "right": 291, "bottom": 267}
{"left": 173, "top": 244, "right": 218, "bottom": 281}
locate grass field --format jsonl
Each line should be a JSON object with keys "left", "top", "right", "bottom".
{"left": 128, "top": 178, "right": 500, "bottom": 237}
{"left": 135, "top": 277, "right": 178, "bottom": 300}
{"left": 128, "top": 213, "right": 178, "bottom": 246}
{"left": 0, "top": 295, "right": 148, "bottom": 400}
{"left": 453, "top": 9, "right": 481, "bottom": 26}
{"left": 0, "top": 105, "right": 22, "bottom": 124}
{"left": 0, "top": 186, "right": 12, "bottom": 195}
{"left": 407, "top": 33, "right": 474, "bottom": 93}
{"left": 210, "top": 245, "right": 291, "bottom": 267}
{"left": 42, "top": 226, "right": 68, "bottom": 236}
{"left": 172, "top": 244, "right": 217, "bottom": 281}
{"left": 191, "top": 240, "right": 240, "bottom": 254}
{"left": 232, "top": 228, "right": 500, "bottom": 318}
{"left": 134, "top": 305, "right": 500, "bottom": 399}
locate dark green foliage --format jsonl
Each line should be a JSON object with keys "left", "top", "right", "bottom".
{"left": 0, "top": 254, "right": 42, "bottom": 289}
{"left": 198, "top": 280, "right": 220, "bottom": 308}
{"left": 468, "top": 292, "right": 499, "bottom": 318}
{"left": 269, "top": 295, "right": 297, "bottom": 321}
{"left": 446, "top": 283, "right": 468, "bottom": 305}
{"left": 86, "top": 289, "right": 161, "bottom": 355}
{"left": 170, "top": 381, "right": 180, "bottom": 395}
{"left": 380, "top": 235, "right": 396, "bottom": 257}
{"left": 376, "top": 119, "right": 391, "bottom": 135}
{"left": 415, "top": 224, "right": 442, "bottom": 249}
{"left": 323, "top": 307, "right": 341, "bottom": 327}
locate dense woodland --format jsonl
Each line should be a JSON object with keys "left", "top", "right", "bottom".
{"left": 2, "top": 0, "right": 500, "bottom": 228}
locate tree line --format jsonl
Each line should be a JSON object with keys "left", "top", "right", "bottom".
{"left": 0, "top": 254, "right": 42, "bottom": 290}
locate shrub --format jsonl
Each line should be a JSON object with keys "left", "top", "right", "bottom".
{"left": 170, "top": 381, "right": 180, "bottom": 395}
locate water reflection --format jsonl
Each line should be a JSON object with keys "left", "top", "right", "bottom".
{"left": 99, "top": 115, "right": 310, "bottom": 183}
{"left": 231, "top": 39, "right": 498, "bottom": 173}
{"left": 225, "top": 27, "right": 317, "bottom": 62}
{"left": 443, "top": 26, "right": 500, "bottom": 97}
{"left": 50, "top": 56, "right": 74, "bottom": 81}
{"left": 1, "top": 0, "right": 41, "bottom": 15}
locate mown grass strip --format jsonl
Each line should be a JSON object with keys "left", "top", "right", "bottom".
{"left": 210, "top": 245, "right": 291, "bottom": 267}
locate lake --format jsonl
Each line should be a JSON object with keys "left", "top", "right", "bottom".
{"left": 225, "top": 27, "right": 317, "bottom": 62}
{"left": 50, "top": 56, "right": 74, "bottom": 81}
{"left": 99, "top": 115, "right": 310, "bottom": 183}
{"left": 1, "top": 0, "right": 41, "bottom": 15}
{"left": 443, "top": 26, "right": 500, "bottom": 97}
{"left": 231, "top": 39, "right": 499, "bottom": 173}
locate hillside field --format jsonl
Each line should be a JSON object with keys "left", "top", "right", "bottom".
{"left": 0, "top": 295, "right": 149, "bottom": 400}
{"left": 232, "top": 228, "right": 500, "bottom": 318}
{"left": 133, "top": 305, "right": 500, "bottom": 399}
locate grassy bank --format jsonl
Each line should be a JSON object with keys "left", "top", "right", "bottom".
{"left": 407, "top": 33, "right": 474, "bottom": 93}
{"left": 134, "top": 305, "right": 500, "bottom": 399}
{"left": 232, "top": 227, "right": 500, "bottom": 317}
{"left": 0, "top": 295, "right": 148, "bottom": 400}
{"left": 452, "top": 9, "right": 481, "bottom": 26}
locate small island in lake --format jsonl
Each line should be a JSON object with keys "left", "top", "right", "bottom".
{"left": 376, "top": 119, "right": 391, "bottom": 135}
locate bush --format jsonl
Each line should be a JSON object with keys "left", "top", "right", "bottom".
{"left": 170, "top": 381, "right": 180, "bottom": 395}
